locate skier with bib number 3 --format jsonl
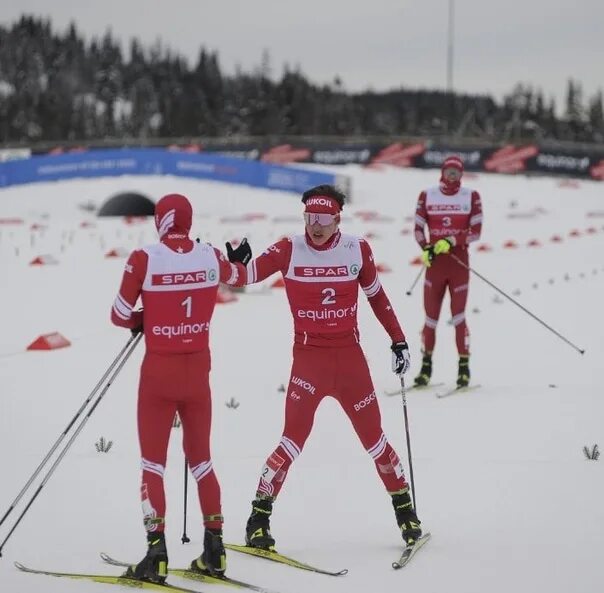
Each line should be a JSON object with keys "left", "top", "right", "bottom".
{"left": 225, "top": 184, "right": 423, "bottom": 552}
{"left": 413, "top": 156, "right": 483, "bottom": 389}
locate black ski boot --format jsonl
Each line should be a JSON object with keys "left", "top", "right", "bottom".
{"left": 457, "top": 355, "right": 470, "bottom": 388}
{"left": 245, "top": 497, "right": 276, "bottom": 550}
{"left": 413, "top": 352, "right": 432, "bottom": 387}
{"left": 124, "top": 531, "right": 168, "bottom": 584}
{"left": 391, "top": 488, "right": 422, "bottom": 545}
{"left": 191, "top": 528, "right": 226, "bottom": 576}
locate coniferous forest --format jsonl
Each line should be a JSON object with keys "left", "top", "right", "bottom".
{"left": 0, "top": 16, "right": 602, "bottom": 146}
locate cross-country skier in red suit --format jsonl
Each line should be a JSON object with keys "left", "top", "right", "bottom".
{"left": 110, "top": 193, "right": 250, "bottom": 584}
{"left": 224, "top": 184, "right": 423, "bottom": 550}
{"left": 413, "top": 155, "right": 483, "bottom": 388}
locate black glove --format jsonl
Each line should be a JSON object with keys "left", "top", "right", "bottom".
{"left": 225, "top": 238, "right": 252, "bottom": 265}
{"left": 131, "top": 309, "right": 143, "bottom": 336}
{"left": 391, "top": 341, "right": 411, "bottom": 376}
{"left": 420, "top": 246, "right": 434, "bottom": 268}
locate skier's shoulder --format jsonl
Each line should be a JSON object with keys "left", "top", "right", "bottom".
{"left": 469, "top": 187, "right": 482, "bottom": 200}
{"left": 337, "top": 233, "right": 367, "bottom": 254}
{"left": 262, "top": 235, "right": 292, "bottom": 256}
{"left": 274, "top": 234, "right": 293, "bottom": 247}
{"left": 124, "top": 246, "right": 148, "bottom": 266}
{"left": 194, "top": 239, "right": 218, "bottom": 255}
{"left": 143, "top": 240, "right": 213, "bottom": 257}
{"left": 140, "top": 242, "right": 163, "bottom": 256}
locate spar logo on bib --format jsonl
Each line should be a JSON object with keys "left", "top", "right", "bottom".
{"left": 151, "top": 268, "right": 217, "bottom": 286}
{"left": 152, "top": 270, "right": 207, "bottom": 285}
{"left": 294, "top": 266, "right": 349, "bottom": 278}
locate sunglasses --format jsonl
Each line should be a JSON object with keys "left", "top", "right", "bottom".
{"left": 443, "top": 167, "right": 462, "bottom": 177}
{"left": 304, "top": 212, "right": 337, "bottom": 226}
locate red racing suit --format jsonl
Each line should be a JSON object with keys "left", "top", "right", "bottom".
{"left": 111, "top": 236, "right": 245, "bottom": 532}
{"left": 245, "top": 231, "right": 411, "bottom": 498}
{"left": 414, "top": 185, "right": 483, "bottom": 355}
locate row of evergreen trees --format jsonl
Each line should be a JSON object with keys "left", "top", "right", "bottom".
{"left": 0, "top": 16, "right": 602, "bottom": 145}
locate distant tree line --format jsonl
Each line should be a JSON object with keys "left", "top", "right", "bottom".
{"left": 0, "top": 16, "right": 603, "bottom": 145}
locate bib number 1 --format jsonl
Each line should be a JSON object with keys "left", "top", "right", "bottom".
{"left": 181, "top": 295, "right": 192, "bottom": 318}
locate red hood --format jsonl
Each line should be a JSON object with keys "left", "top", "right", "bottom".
{"left": 439, "top": 156, "right": 464, "bottom": 195}
{"left": 154, "top": 193, "right": 192, "bottom": 238}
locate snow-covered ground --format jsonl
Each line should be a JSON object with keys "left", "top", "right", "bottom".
{"left": 0, "top": 166, "right": 602, "bottom": 593}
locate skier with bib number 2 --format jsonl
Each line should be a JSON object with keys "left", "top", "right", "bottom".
{"left": 225, "top": 184, "right": 422, "bottom": 552}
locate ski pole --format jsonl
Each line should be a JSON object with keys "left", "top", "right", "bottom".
{"left": 450, "top": 254, "right": 585, "bottom": 355}
{"left": 181, "top": 458, "right": 190, "bottom": 544}
{"left": 0, "top": 333, "right": 139, "bottom": 531}
{"left": 0, "top": 333, "right": 142, "bottom": 557}
{"left": 406, "top": 267, "right": 425, "bottom": 296}
{"left": 399, "top": 376, "right": 418, "bottom": 513}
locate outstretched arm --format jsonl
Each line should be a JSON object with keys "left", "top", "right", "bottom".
{"left": 214, "top": 246, "right": 247, "bottom": 287}
{"left": 245, "top": 238, "right": 292, "bottom": 284}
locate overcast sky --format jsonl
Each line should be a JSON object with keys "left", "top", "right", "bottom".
{"left": 1, "top": 1, "right": 602, "bottom": 110}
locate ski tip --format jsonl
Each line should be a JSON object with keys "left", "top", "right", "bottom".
{"left": 14, "top": 561, "right": 26, "bottom": 570}
{"left": 391, "top": 532, "right": 431, "bottom": 569}
{"left": 435, "top": 384, "right": 480, "bottom": 398}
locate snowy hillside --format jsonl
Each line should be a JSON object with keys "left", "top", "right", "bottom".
{"left": 0, "top": 166, "right": 602, "bottom": 593}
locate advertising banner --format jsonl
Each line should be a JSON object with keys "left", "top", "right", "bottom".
{"left": 0, "top": 149, "right": 343, "bottom": 195}
{"left": 10, "top": 140, "right": 604, "bottom": 182}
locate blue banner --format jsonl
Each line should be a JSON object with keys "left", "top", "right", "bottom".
{"left": 0, "top": 148, "right": 342, "bottom": 194}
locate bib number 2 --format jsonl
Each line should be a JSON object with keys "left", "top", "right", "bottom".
{"left": 321, "top": 288, "right": 336, "bottom": 305}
